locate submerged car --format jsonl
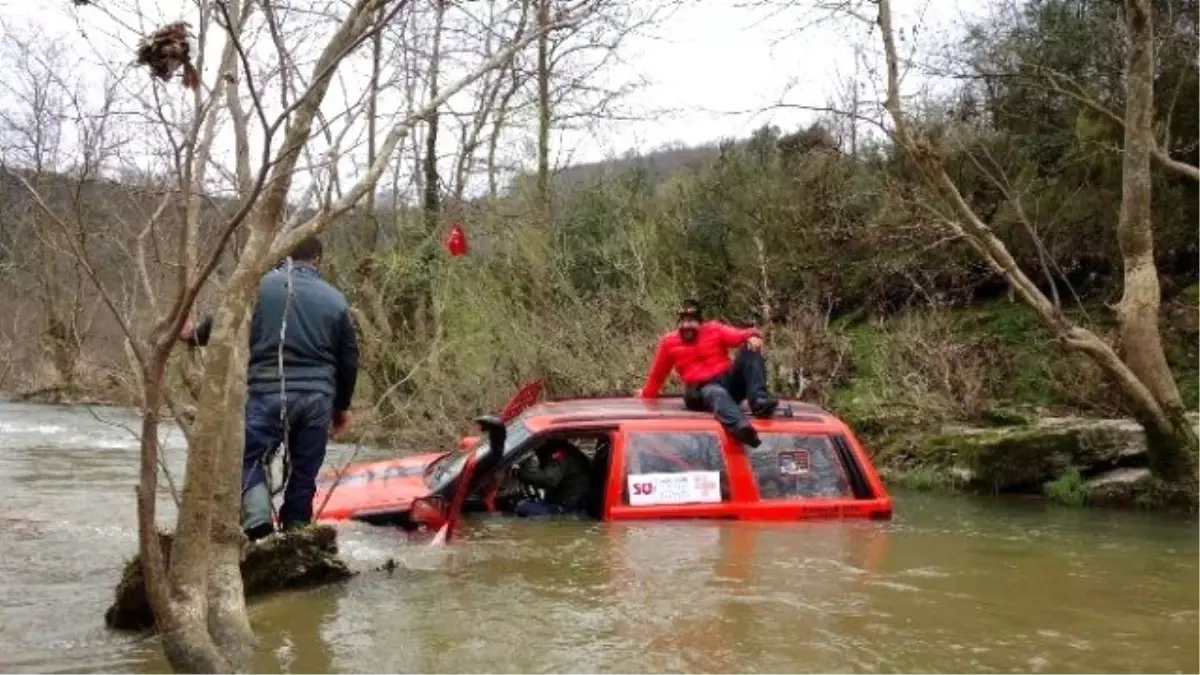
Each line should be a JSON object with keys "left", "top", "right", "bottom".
{"left": 312, "top": 394, "right": 893, "bottom": 529}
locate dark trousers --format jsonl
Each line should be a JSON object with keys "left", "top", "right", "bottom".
{"left": 683, "top": 347, "right": 771, "bottom": 431}
{"left": 515, "top": 500, "right": 565, "bottom": 517}
{"left": 515, "top": 499, "right": 584, "bottom": 518}
{"left": 243, "top": 390, "right": 333, "bottom": 529}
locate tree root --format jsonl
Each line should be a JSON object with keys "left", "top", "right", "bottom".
{"left": 105, "top": 525, "right": 355, "bottom": 632}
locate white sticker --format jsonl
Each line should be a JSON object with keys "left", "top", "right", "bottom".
{"left": 627, "top": 471, "right": 723, "bottom": 506}
{"left": 779, "top": 449, "right": 810, "bottom": 476}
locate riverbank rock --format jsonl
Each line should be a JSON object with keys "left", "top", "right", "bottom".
{"left": 887, "top": 413, "right": 1200, "bottom": 500}
{"left": 1084, "top": 468, "right": 1197, "bottom": 511}
{"left": 920, "top": 417, "right": 1150, "bottom": 492}
{"left": 105, "top": 525, "right": 356, "bottom": 632}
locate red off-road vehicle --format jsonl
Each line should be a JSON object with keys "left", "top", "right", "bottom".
{"left": 312, "top": 389, "right": 892, "bottom": 530}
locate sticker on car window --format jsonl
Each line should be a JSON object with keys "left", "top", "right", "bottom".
{"left": 627, "top": 471, "right": 722, "bottom": 506}
{"left": 779, "top": 449, "right": 810, "bottom": 476}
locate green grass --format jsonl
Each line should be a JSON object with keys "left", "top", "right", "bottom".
{"left": 1044, "top": 467, "right": 1088, "bottom": 507}
{"left": 828, "top": 299, "right": 1198, "bottom": 439}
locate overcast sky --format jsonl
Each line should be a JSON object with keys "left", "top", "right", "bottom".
{"left": 509, "top": 0, "right": 984, "bottom": 162}
{"left": 0, "top": 0, "right": 987, "bottom": 196}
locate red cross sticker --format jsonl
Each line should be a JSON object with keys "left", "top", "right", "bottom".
{"left": 694, "top": 474, "right": 718, "bottom": 497}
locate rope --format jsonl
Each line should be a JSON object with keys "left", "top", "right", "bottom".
{"left": 241, "top": 256, "right": 295, "bottom": 525}
{"left": 271, "top": 257, "right": 296, "bottom": 512}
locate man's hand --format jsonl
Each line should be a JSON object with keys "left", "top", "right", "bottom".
{"left": 331, "top": 409, "right": 352, "bottom": 437}
{"left": 178, "top": 317, "right": 196, "bottom": 343}
{"left": 746, "top": 335, "right": 764, "bottom": 352}
{"left": 510, "top": 459, "right": 534, "bottom": 480}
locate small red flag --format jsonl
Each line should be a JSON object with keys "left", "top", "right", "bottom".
{"left": 445, "top": 222, "right": 468, "bottom": 257}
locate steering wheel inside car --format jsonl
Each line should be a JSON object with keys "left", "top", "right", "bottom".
{"left": 472, "top": 462, "right": 538, "bottom": 513}
{"left": 505, "top": 460, "right": 544, "bottom": 503}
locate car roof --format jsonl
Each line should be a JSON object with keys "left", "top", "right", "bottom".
{"left": 518, "top": 396, "right": 838, "bottom": 429}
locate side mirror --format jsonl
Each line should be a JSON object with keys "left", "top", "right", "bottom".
{"left": 473, "top": 414, "right": 504, "bottom": 431}
{"left": 470, "top": 414, "right": 508, "bottom": 479}
{"left": 459, "top": 435, "right": 480, "bottom": 450}
{"left": 473, "top": 415, "right": 506, "bottom": 452}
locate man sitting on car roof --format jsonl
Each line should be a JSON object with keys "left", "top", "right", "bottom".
{"left": 638, "top": 298, "right": 786, "bottom": 448}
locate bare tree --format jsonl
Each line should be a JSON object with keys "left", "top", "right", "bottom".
{"left": 486, "top": 57, "right": 526, "bottom": 198}
{"left": 862, "top": 0, "right": 1197, "bottom": 483}
{"left": 363, "top": 4, "right": 387, "bottom": 255}
{"left": 531, "top": 0, "right": 670, "bottom": 213}
{"left": 423, "top": 0, "right": 449, "bottom": 231}
{"left": 469, "top": 0, "right": 673, "bottom": 204}
{"left": 0, "top": 31, "right": 98, "bottom": 396}
{"left": 535, "top": 0, "right": 553, "bottom": 222}
{"left": 449, "top": 0, "right": 533, "bottom": 201}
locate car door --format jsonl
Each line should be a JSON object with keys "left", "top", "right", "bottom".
{"left": 606, "top": 419, "right": 745, "bottom": 521}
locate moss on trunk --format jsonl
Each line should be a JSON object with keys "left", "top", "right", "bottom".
{"left": 105, "top": 525, "right": 355, "bottom": 632}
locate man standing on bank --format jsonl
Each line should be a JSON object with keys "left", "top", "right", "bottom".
{"left": 179, "top": 235, "right": 359, "bottom": 540}
{"left": 638, "top": 298, "right": 786, "bottom": 448}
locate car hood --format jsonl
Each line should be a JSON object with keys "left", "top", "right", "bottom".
{"left": 313, "top": 451, "right": 444, "bottom": 522}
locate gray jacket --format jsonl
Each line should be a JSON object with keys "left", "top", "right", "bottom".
{"left": 188, "top": 261, "right": 359, "bottom": 411}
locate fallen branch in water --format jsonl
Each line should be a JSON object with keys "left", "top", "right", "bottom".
{"left": 314, "top": 441, "right": 367, "bottom": 521}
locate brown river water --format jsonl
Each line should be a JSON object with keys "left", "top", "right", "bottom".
{"left": 0, "top": 400, "right": 1197, "bottom": 674}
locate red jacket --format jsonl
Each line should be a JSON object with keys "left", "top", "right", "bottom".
{"left": 639, "top": 321, "right": 762, "bottom": 398}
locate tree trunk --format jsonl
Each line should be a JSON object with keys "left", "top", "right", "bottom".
{"left": 138, "top": 358, "right": 233, "bottom": 674}
{"left": 203, "top": 215, "right": 286, "bottom": 667}
{"left": 364, "top": 3, "right": 383, "bottom": 256}
{"left": 1113, "top": 0, "right": 1198, "bottom": 480}
{"left": 46, "top": 318, "right": 80, "bottom": 390}
{"left": 423, "top": 0, "right": 446, "bottom": 235}
{"left": 202, "top": 297, "right": 256, "bottom": 665}
{"left": 158, "top": 228, "right": 271, "bottom": 673}
{"left": 487, "top": 61, "right": 522, "bottom": 200}
{"left": 535, "top": 0, "right": 552, "bottom": 224}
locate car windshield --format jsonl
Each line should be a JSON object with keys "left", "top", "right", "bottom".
{"left": 423, "top": 420, "right": 533, "bottom": 492}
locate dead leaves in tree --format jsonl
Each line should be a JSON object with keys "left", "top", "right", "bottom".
{"left": 71, "top": 2, "right": 198, "bottom": 90}
{"left": 135, "top": 21, "right": 201, "bottom": 90}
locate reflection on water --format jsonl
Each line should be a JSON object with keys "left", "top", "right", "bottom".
{"left": 1, "top": 401, "right": 1197, "bottom": 674}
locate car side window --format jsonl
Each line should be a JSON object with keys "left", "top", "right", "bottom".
{"left": 747, "top": 434, "right": 852, "bottom": 499}
{"left": 622, "top": 431, "right": 730, "bottom": 505}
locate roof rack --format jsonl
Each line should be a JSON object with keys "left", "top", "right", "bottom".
{"left": 548, "top": 411, "right": 829, "bottom": 426}
{"left": 543, "top": 392, "right": 821, "bottom": 405}
{"left": 526, "top": 395, "right": 832, "bottom": 424}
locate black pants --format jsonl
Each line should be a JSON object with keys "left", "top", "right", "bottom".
{"left": 243, "top": 390, "right": 332, "bottom": 531}
{"left": 683, "top": 347, "right": 771, "bottom": 431}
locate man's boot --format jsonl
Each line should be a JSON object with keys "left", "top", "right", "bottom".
{"left": 732, "top": 423, "right": 761, "bottom": 448}
{"left": 750, "top": 397, "right": 779, "bottom": 418}
{"left": 242, "top": 482, "right": 275, "bottom": 542}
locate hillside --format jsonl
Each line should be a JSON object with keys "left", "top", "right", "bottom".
{"left": 508, "top": 125, "right": 843, "bottom": 196}
{"left": 529, "top": 142, "right": 724, "bottom": 193}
